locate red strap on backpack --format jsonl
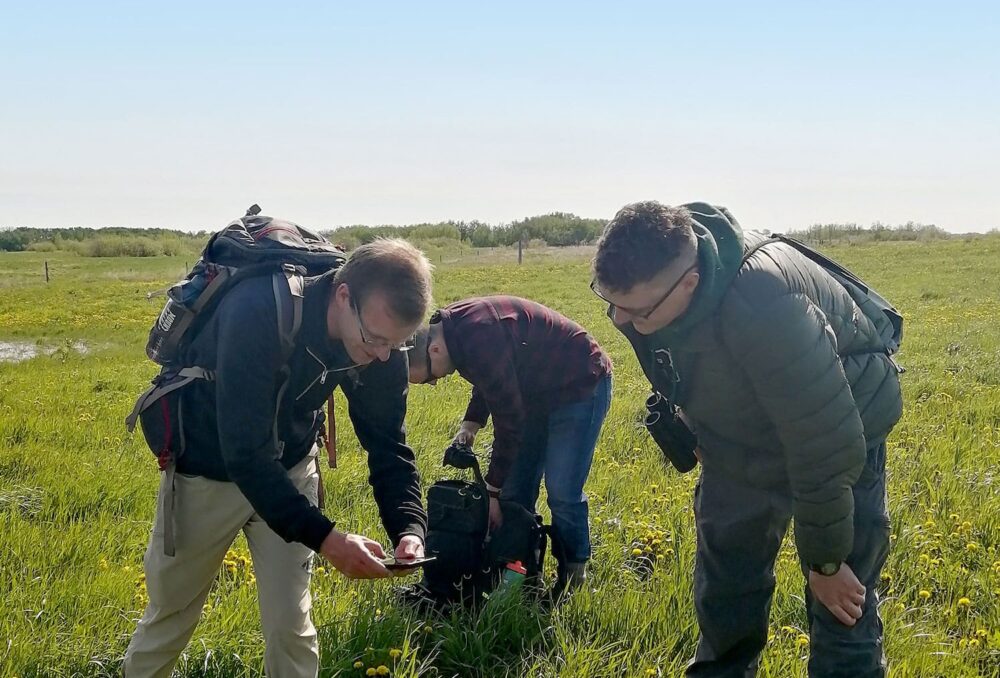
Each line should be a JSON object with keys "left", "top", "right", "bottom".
{"left": 325, "top": 393, "right": 337, "bottom": 468}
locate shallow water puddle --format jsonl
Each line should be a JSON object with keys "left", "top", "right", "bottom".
{"left": 0, "top": 340, "right": 89, "bottom": 363}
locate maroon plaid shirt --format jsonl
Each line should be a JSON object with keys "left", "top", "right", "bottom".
{"left": 436, "top": 296, "right": 612, "bottom": 487}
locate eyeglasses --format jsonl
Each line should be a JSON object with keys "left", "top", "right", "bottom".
{"left": 418, "top": 335, "right": 437, "bottom": 384}
{"left": 350, "top": 297, "right": 413, "bottom": 352}
{"left": 590, "top": 263, "right": 697, "bottom": 320}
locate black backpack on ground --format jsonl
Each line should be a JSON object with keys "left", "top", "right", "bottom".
{"left": 124, "top": 205, "right": 346, "bottom": 553}
{"left": 406, "top": 443, "right": 551, "bottom": 610}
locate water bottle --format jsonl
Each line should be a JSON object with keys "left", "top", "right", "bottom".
{"left": 499, "top": 560, "right": 527, "bottom": 590}
{"left": 145, "top": 268, "right": 209, "bottom": 366}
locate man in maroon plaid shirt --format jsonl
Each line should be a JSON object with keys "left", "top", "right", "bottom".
{"left": 409, "top": 295, "right": 612, "bottom": 595}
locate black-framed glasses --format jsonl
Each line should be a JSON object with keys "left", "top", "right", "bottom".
{"left": 350, "top": 297, "right": 413, "bottom": 351}
{"left": 590, "top": 263, "right": 697, "bottom": 320}
{"left": 421, "top": 336, "right": 435, "bottom": 384}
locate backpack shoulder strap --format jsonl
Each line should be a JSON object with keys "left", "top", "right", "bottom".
{"left": 272, "top": 266, "right": 305, "bottom": 360}
{"left": 269, "top": 267, "right": 306, "bottom": 459}
{"left": 735, "top": 233, "right": 904, "bottom": 357}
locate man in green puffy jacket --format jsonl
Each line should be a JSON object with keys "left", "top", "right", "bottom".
{"left": 592, "top": 201, "right": 902, "bottom": 678}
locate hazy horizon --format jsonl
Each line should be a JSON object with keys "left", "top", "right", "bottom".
{"left": 3, "top": 2, "right": 998, "bottom": 234}
{"left": 0, "top": 210, "right": 993, "bottom": 237}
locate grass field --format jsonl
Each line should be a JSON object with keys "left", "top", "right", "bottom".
{"left": 2, "top": 237, "right": 999, "bottom": 677}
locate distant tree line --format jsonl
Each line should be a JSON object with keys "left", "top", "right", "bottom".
{"left": 326, "top": 213, "right": 607, "bottom": 250}
{"left": 4, "top": 215, "right": 978, "bottom": 256}
{"left": 787, "top": 221, "right": 953, "bottom": 245}
{"left": 0, "top": 227, "right": 207, "bottom": 256}
{"left": 0, "top": 212, "right": 607, "bottom": 255}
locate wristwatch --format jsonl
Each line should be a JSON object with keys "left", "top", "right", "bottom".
{"left": 809, "top": 562, "right": 841, "bottom": 576}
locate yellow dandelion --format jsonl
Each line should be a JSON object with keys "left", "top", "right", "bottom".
{"left": 99, "top": 558, "right": 109, "bottom": 570}
{"left": 959, "top": 638, "right": 968, "bottom": 649}
{"left": 967, "top": 543, "right": 980, "bottom": 552}
{"left": 632, "top": 548, "right": 643, "bottom": 556}
{"left": 975, "top": 629, "right": 988, "bottom": 639}
{"left": 376, "top": 666, "right": 389, "bottom": 676}
{"left": 389, "top": 648, "right": 401, "bottom": 659}
{"left": 353, "top": 661, "right": 364, "bottom": 669}
{"left": 780, "top": 625, "right": 796, "bottom": 635}
{"left": 423, "top": 625, "right": 433, "bottom": 634}
{"left": 969, "top": 639, "right": 981, "bottom": 649}
{"left": 366, "top": 669, "right": 376, "bottom": 677}
{"left": 919, "top": 590, "right": 931, "bottom": 600}
{"left": 957, "top": 597, "right": 972, "bottom": 608}
{"left": 796, "top": 635, "right": 810, "bottom": 648}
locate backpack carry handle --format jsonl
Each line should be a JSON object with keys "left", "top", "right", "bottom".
{"left": 443, "top": 442, "right": 487, "bottom": 488}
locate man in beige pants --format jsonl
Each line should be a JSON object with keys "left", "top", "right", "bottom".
{"left": 125, "top": 239, "right": 433, "bottom": 677}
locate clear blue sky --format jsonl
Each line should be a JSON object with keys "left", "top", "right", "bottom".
{"left": 2, "top": 1, "right": 998, "bottom": 232}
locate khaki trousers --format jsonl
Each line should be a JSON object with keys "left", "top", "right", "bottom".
{"left": 124, "top": 453, "right": 320, "bottom": 678}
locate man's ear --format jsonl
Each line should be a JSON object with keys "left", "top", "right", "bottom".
{"left": 333, "top": 282, "right": 350, "bottom": 305}
{"left": 683, "top": 271, "right": 700, "bottom": 293}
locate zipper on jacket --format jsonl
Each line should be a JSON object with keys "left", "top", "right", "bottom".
{"left": 295, "top": 346, "right": 360, "bottom": 401}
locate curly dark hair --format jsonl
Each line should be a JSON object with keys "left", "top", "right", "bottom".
{"left": 593, "top": 201, "right": 697, "bottom": 292}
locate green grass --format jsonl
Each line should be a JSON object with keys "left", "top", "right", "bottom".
{"left": 1, "top": 238, "right": 999, "bottom": 677}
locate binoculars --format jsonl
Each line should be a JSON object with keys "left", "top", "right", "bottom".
{"left": 644, "top": 392, "right": 698, "bottom": 473}
{"left": 443, "top": 441, "right": 478, "bottom": 470}
{"left": 442, "top": 441, "right": 487, "bottom": 487}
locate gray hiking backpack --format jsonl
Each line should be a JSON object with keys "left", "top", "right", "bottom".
{"left": 125, "top": 205, "right": 347, "bottom": 473}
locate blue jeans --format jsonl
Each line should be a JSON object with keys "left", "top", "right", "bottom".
{"left": 501, "top": 374, "right": 612, "bottom": 564}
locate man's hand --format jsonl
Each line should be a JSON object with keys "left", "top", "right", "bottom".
{"left": 453, "top": 421, "right": 482, "bottom": 447}
{"left": 395, "top": 534, "right": 425, "bottom": 560}
{"left": 488, "top": 496, "right": 503, "bottom": 531}
{"left": 808, "top": 563, "right": 866, "bottom": 626}
{"left": 319, "top": 529, "right": 392, "bottom": 579}
{"left": 388, "top": 534, "right": 425, "bottom": 577}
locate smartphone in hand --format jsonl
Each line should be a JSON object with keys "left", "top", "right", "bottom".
{"left": 382, "top": 555, "right": 437, "bottom": 571}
